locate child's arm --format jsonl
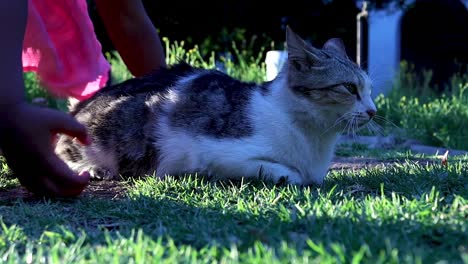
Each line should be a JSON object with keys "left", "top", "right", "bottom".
{"left": 95, "top": 0, "right": 167, "bottom": 77}
{"left": 0, "top": 0, "right": 90, "bottom": 197}
{"left": 0, "top": 0, "right": 27, "bottom": 107}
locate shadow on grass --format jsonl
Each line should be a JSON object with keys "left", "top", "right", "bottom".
{"left": 325, "top": 159, "right": 468, "bottom": 200}
{"left": 0, "top": 172, "right": 465, "bottom": 262}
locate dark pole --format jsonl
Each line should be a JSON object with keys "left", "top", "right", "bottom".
{"left": 357, "top": 1, "right": 369, "bottom": 71}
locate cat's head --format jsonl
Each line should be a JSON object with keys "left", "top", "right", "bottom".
{"left": 284, "top": 27, "right": 376, "bottom": 133}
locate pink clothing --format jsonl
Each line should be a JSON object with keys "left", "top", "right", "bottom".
{"left": 22, "top": 0, "right": 111, "bottom": 100}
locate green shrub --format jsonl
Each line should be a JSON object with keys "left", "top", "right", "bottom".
{"left": 221, "top": 41, "right": 266, "bottom": 83}
{"left": 106, "top": 37, "right": 266, "bottom": 85}
{"left": 105, "top": 52, "right": 133, "bottom": 85}
{"left": 376, "top": 62, "right": 468, "bottom": 150}
{"left": 23, "top": 72, "right": 68, "bottom": 111}
{"left": 163, "top": 38, "right": 216, "bottom": 69}
{"left": 163, "top": 37, "right": 266, "bottom": 83}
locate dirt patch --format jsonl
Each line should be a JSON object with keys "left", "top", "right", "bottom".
{"left": 330, "top": 156, "right": 437, "bottom": 170}
{"left": 80, "top": 181, "right": 128, "bottom": 199}
{"left": 0, "top": 181, "right": 128, "bottom": 202}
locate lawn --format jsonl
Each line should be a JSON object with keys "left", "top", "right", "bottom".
{"left": 0, "top": 147, "right": 466, "bottom": 263}
{"left": 3, "top": 38, "right": 467, "bottom": 263}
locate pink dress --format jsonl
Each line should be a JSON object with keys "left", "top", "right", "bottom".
{"left": 22, "top": 0, "right": 111, "bottom": 100}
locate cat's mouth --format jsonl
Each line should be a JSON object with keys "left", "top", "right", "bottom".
{"left": 334, "top": 112, "right": 373, "bottom": 125}
{"left": 352, "top": 113, "right": 374, "bottom": 126}
{"left": 339, "top": 116, "right": 373, "bottom": 135}
{"left": 327, "top": 112, "right": 373, "bottom": 134}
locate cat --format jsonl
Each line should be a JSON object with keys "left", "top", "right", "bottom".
{"left": 55, "top": 27, "right": 377, "bottom": 186}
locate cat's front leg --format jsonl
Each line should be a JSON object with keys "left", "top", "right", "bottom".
{"left": 157, "top": 151, "right": 304, "bottom": 185}
{"left": 235, "top": 159, "right": 303, "bottom": 185}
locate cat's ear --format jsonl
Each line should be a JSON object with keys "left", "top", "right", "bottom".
{"left": 323, "top": 38, "right": 348, "bottom": 59}
{"left": 285, "top": 26, "right": 322, "bottom": 65}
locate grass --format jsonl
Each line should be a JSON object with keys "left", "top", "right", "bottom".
{"left": 375, "top": 62, "right": 468, "bottom": 150}
{"left": 0, "top": 149, "right": 467, "bottom": 263}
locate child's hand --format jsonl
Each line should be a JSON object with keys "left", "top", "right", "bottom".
{"left": 0, "top": 102, "right": 91, "bottom": 197}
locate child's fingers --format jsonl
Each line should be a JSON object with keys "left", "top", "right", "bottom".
{"left": 12, "top": 147, "right": 90, "bottom": 197}
{"left": 42, "top": 152, "right": 90, "bottom": 196}
{"left": 46, "top": 110, "right": 91, "bottom": 145}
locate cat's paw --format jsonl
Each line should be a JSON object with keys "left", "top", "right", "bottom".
{"left": 285, "top": 173, "right": 304, "bottom": 185}
{"left": 87, "top": 167, "right": 119, "bottom": 181}
{"left": 257, "top": 164, "right": 303, "bottom": 185}
{"left": 277, "top": 173, "right": 303, "bottom": 185}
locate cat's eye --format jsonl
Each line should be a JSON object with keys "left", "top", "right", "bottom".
{"left": 343, "top": 83, "right": 358, "bottom": 94}
{"left": 343, "top": 83, "right": 361, "bottom": 100}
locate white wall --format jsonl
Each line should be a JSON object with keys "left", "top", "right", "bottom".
{"left": 367, "top": 8, "right": 403, "bottom": 98}
{"left": 365, "top": 0, "right": 467, "bottom": 98}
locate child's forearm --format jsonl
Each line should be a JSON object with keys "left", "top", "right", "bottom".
{"left": 0, "top": 0, "right": 28, "bottom": 110}
{"left": 95, "top": 0, "right": 166, "bottom": 77}
{"left": 111, "top": 17, "right": 167, "bottom": 76}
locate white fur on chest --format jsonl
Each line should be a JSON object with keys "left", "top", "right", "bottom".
{"left": 245, "top": 90, "right": 339, "bottom": 184}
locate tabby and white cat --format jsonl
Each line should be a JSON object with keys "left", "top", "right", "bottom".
{"left": 55, "top": 27, "right": 376, "bottom": 186}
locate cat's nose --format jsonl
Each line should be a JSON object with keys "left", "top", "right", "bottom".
{"left": 366, "top": 109, "right": 376, "bottom": 118}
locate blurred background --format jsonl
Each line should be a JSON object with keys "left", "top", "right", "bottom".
{"left": 88, "top": 0, "right": 468, "bottom": 91}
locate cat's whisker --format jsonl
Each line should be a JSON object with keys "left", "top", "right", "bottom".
{"left": 351, "top": 117, "right": 359, "bottom": 140}
{"left": 373, "top": 115, "right": 400, "bottom": 130}
{"left": 367, "top": 120, "right": 385, "bottom": 136}
{"left": 345, "top": 117, "right": 355, "bottom": 139}
{"left": 340, "top": 119, "right": 350, "bottom": 136}
{"left": 365, "top": 122, "right": 374, "bottom": 135}
{"left": 321, "top": 112, "right": 353, "bottom": 136}
{"left": 335, "top": 112, "right": 353, "bottom": 125}
{"left": 365, "top": 122, "right": 375, "bottom": 135}
{"left": 366, "top": 65, "right": 390, "bottom": 84}
{"left": 376, "top": 123, "right": 386, "bottom": 135}
{"left": 348, "top": 120, "right": 354, "bottom": 139}
{"left": 343, "top": 118, "right": 350, "bottom": 136}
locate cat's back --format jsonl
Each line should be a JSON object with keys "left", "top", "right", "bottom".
{"left": 68, "top": 62, "right": 267, "bottom": 141}
{"left": 164, "top": 67, "right": 268, "bottom": 138}
{"left": 70, "top": 63, "right": 197, "bottom": 115}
